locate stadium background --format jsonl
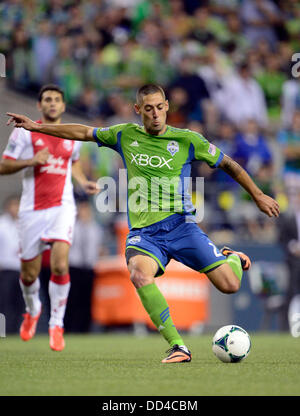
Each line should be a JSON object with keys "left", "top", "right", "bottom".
{"left": 0, "top": 0, "right": 300, "bottom": 335}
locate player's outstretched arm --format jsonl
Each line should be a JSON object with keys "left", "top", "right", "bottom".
{"left": 6, "top": 113, "right": 95, "bottom": 142}
{"left": 219, "top": 154, "right": 280, "bottom": 218}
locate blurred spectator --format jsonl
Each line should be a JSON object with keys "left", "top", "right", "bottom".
{"left": 197, "top": 36, "right": 233, "bottom": 102}
{"left": 255, "top": 37, "right": 272, "bottom": 62}
{"left": 281, "top": 77, "right": 300, "bottom": 129}
{"left": 205, "top": 120, "right": 240, "bottom": 234}
{"left": 211, "top": 119, "right": 239, "bottom": 191}
{"left": 74, "top": 86, "right": 101, "bottom": 119}
{"left": 72, "top": 32, "right": 91, "bottom": 69}
{"left": 163, "top": 0, "right": 194, "bottom": 40}
{"left": 282, "top": 0, "right": 300, "bottom": 51}
{"left": 10, "top": 24, "right": 33, "bottom": 88}
{"left": 46, "top": 0, "right": 69, "bottom": 25}
{"left": 240, "top": 0, "right": 282, "bottom": 48}
{"left": 277, "top": 41, "right": 294, "bottom": 76}
{"left": 190, "top": 6, "right": 227, "bottom": 45}
{"left": 209, "top": 0, "right": 240, "bottom": 16}
{"left": 196, "top": 36, "right": 233, "bottom": 133}
{"left": 278, "top": 188, "right": 300, "bottom": 332}
{"left": 233, "top": 119, "right": 273, "bottom": 178}
{"left": 222, "top": 12, "right": 250, "bottom": 52}
{"left": 277, "top": 111, "right": 300, "bottom": 198}
{"left": 186, "top": 120, "right": 204, "bottom": 135}
{"left": 167, "top": 55, "right": 210, "bottom": 122}
{"left": 106, "top": 94, "right": 140, "bottom": 125}
{"left": 65, "top": 200, "right": 105, "bottom": 333}
{"left": 0, "top": 196, "right": 23, "bottom": 333}
{"left": 32, "top": 20, "right": 57, "bottom": 85}
{"left": 255, "top": 53, "right": 287, "bottom": 120}
{"left": 216, "top": 62, "right": 268, "bottom": 128}
{"left": 232, "top": 120, "right": 274, "bottom": 238}
{"left": 86, "top": 48, "right": 120, "bottom": 99}
{"left": 47, "top": 36, "right": 83, "bottom": 103}
{"left": 167, "top": 86, "right": 189, "bottom": 128}
{"left": 247, "top": 48, "right": 264, "bottom": 76}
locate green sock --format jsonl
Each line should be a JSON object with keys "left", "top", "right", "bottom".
{"left": 137, "top": 283, "right": 184, "bottom": 347}
{"left": 226, "top": 254, "right": 243, "bottom": 281}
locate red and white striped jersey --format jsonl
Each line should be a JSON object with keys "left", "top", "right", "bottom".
{"left": 3, "top": 123, "right": 81, "bottom": 212}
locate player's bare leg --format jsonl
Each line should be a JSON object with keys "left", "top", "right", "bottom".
{"left": 206, "top": 263, "right": 241, "bottom": 294}
{"left": 206, "top": 247, "right": 251, "bottom": 294}
{"left": 19, "top": 255, "right": 42, "bottom": 341}
{"left": 128, "top": 254, "right": 191, "bottom": 363}
{"left": 48, "top": 241, "right": 71, "bottom": 351}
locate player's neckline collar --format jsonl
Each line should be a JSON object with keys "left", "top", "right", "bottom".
{"left": 141, "top": 125, "right": 169, "bottom": 137}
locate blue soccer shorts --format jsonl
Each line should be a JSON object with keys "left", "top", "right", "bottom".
{"left": 125, "top": 214, "right": 227, "bottom": 277}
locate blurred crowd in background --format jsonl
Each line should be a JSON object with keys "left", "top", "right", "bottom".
{"left": 1, "top": 0, "right": 300, "bottom": 246}
{"left": 1, "top": 0, "right": 300, "bottom": 318}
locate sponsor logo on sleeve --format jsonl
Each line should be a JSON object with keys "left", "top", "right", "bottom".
{"left": 7, "top": 141, "right": 16, "bottom": 152}
{"left": 208, "top": 143, "right": 216, "bottom": 156}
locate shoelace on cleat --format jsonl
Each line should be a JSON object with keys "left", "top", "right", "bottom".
{"left": 165, "top": 345, "right": 181, "bottom": 356}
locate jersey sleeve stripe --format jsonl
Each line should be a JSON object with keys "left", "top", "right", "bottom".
{"left": 93, "top": 128, "right": 103, "bottom": 147}
{"left": 2, "top": 155, "right": 17, "bottom": 160}
{"left": 211, "top": 151, "right": 224, "bottom": 168}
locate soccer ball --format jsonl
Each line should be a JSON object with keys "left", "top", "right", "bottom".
{"left": 212, "top": 325, "right": 251, "bottom": 363}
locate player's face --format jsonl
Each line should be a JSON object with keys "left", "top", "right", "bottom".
{"left": 135, "top": 92, "right": 169, "bottom": 135}
{"left": 37, "top": 90, "right": 66, "bottom": 122}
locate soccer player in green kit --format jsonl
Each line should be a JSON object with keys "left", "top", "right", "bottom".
{"left": 7, "top": 84, "right": 280, "bottom": 363}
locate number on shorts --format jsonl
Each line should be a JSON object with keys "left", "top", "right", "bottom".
{"left": 209, "top": 242, "right": 223, "bottom": 258}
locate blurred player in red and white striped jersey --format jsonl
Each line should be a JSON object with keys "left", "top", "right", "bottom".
{"left": 0, "top": 84, "right": 99, "bottom": 351}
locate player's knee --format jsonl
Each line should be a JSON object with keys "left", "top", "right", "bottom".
{"left": 51, "top": 260, "right": 68, "bottom": 276}
{"left": 207, "top": 264, "right": 241, "bottom": 294}
{"left": 128, "top": 258, "right": 154, "bottom": 288}
{"left": 20, "top": 270, "right": 37, "bottom": 284}
{"left": 130, "top": 266, "right": 151, "bottom": 289}
{"left": 220, "top": 277, "right": 240, "bottom": 294}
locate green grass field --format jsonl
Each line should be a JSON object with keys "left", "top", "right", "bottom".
{"left": 0, "top": 333, "right": 299, "bottom": 396}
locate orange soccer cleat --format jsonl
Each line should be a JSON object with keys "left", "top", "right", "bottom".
{"left": 49, "top": 326, "right": 65, "bottom": 351}
{"left": 161, "top": 345, "right": 192, "bottom": 363}
{"left": 20, "top": 309, "right": 42, "bottom": 341}
{"left": 221, "top": 246, "right": 252, "bottom": 271}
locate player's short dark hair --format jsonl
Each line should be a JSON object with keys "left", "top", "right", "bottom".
{"left": 136, "top": 84, "right": 166, "bottom": 105}
{"left": 38, "top": 84, "right": 65, "bottom": 102}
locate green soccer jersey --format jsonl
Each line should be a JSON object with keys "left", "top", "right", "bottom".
{"left": 93, "top": 123, "right": 224, "bottom": 229}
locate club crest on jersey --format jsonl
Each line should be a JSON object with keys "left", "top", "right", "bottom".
{"left": 167, "top": 141, "right": 179, "bottom": 156}
{"left": 63, "top": 140, "right": 72, "bottom": 151}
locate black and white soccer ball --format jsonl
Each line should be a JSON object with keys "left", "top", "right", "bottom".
{"left": 212, "top": 325, "right": 251, "bottom": 363}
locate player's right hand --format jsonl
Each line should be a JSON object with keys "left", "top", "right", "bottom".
{"left": 6, "top": 112, "right": 38, "bottom": 131}
{"left": 30, "top": 148, "right": 50, "bottom": 166}
{"left": 253, "top": 193, "right": 280, "bottom": 218}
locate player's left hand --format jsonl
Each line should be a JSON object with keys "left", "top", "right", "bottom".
{"left": 253, "top": 193, "right": 280, "bottom": 217}
{"left": 82, "top": 181, "right": 100, "bottom": 195}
